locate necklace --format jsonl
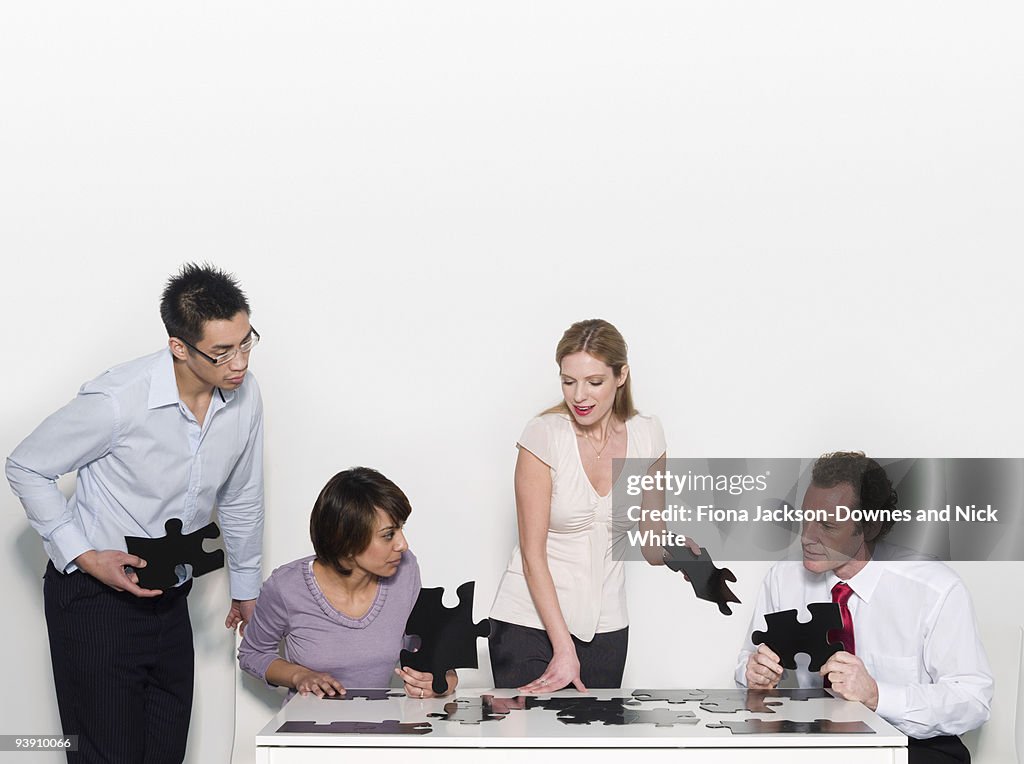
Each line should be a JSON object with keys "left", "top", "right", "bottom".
{"left": 581, "top": 424, "right": 613, "bottom": 459}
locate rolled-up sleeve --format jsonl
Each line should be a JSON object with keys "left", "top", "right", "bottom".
{"left": 6, "top": 390, "right": 118, "bottom": 571}
{"left": 217, "top": 388, "right": 264, "bottom": 600}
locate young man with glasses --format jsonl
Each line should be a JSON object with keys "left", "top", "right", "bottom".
{"left": 6, "top": 263, "right": 265, "bottom": 763}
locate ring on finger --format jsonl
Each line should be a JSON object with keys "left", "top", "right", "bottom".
{"left": 419, "top": 687, "right": 424, "bottom": 698}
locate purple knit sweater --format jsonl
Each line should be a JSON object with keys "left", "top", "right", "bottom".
{"left": 238, "top": 551, "right": 420, "bottom": 690}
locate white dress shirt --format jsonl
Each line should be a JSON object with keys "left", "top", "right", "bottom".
{"left": 735, "top": 556, "right": 993, "bottom": 739}
{"left": 6, "top": 348, "right": 265, "bottom": 599}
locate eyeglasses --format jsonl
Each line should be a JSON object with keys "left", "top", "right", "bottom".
{"left": 181, "top": 327, "right": 260, "bottom": 366}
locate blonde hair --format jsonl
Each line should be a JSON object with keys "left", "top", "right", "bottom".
{"left": 543, "top": 319, "right": 637, "bottom": 420}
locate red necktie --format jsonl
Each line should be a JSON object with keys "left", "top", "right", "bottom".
{"left": 830, "top": 582, "right": 856, "bottom": 654}
{"left": 824, "top": 582, "right": 855, "bottom": 689}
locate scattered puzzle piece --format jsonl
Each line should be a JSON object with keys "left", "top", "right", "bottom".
{"left": 736, "top": 692, "right": 783, "bottom": 714}
{"left": 752, "top": 603, "right": 844, "bottom": 671}
{"left": 557, "top": 702, "right": 698, "bottom": 727}
{"left": 479, "top": 695, "right": 532, "bottom": 714}
{"left": 707, "top": 719, "right": 874, "bottom": 735}
{"left": 626, "top": 709, "right": 700, "bottom": 727}
{"left": 555, "top": 700, "right": 644, "bottom": 727}
{"left": 277, "top": 720, "right": 432, "bottom": 735}
{"left": 663, "top": 543, "right": 741, "bottom": 615}
{"left": 698, "top": 690, "right": 782, "bottom": 714}
{"left": 401, "top": 581, "right": 490, "bottom": 694}
{"left": 321, "top": 689, "right": 404, "bottom": 701}
{"left": 778, "top": 688, "right": 831, "bottom": 701}
{"left": 475, "top": 694, "right": 589, "bottom": 714}
{"left": 631, "top": 688, "right": 830, "bottom": 714}
{"left": 125, "top": 518, "right": 224, "bottom": 590}
{"left": 428, "top": 700, "right": 508, "bottom": 725}
{"left": 631, "top": 689, "right": 708, "bottom": 704}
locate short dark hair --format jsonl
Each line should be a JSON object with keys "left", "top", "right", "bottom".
{"left": 309, "top": 467, "right": 412, "bottom": 577}
{"left": 160, "top": 263, "right": 250, "bottom": 345}
{"left": 811, "top": 451, "right": 899, "bottom": 541}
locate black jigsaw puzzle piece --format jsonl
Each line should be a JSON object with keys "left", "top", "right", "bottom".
{"left": 556, "top": 701, "right": 697, "bottom": 728}
{"left": 752, "top": 602, "right": 844, "bottom": 671}
{"left": 707, "top": 719, "right": 875, "bottom": 734}
{"left": 739, "top": 691, "right": 784, "bottom": 714}
{"left": 698, "top": 690, "right": 783, "bottom": 714}
{"left": 555, "top": 699, "right": 644, "bottom": 726}
{"left": 663, "top": 543, "right": 741, "bottom": 615}
{"left": 626, "top": 709, "right": 699, "bottom": 727}
{"left": 776, "top": 688, "right": 831, "bottom": 701}
{"left": 631, "top": 689, "right": 708, "bottom": 704}
{"left": 277, "top": 720, "right": 432, "bottom": 735}
{"left": 428, "top": 700, "right": 508, "bottom": 725}
{"left": 477, "top": 694, "right": 640, "bottom": 716}
{"left": 125, "top": 518, "right": 224, "bottom": 590}
{"left": 400, "top": 581, "right": 490, "bottom": 694}
{"left": 477, "top": 694, "right": 566, "bottom": 714}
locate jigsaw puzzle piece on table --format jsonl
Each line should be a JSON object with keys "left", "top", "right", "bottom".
{"left": 428, "top": 699, "right": 509, "bottom": 725}
{"left": 752, "top": 603, "right": 843, "bottom": 671}
{"left": 663, "top": 543, "right": 742, "bottom": 615}
{"left": 776, "top": 688, "right": 831, "bottom": 701}
{"left": 707, "top": 719, "right": 874, "bottom": 735}
{"left": 400, "top": 581, "right": 490, "bottom": 694}
{"left": 479, "top": 695, "right": 531, "bottom": 714}
{"left": 739, "top": 691, "right": 784, "bottom": 714}
{"left": 557, "top": 701, "right": 698, "bottom": 728}
{"left": 322, "top": 689, "right": 403, "bottom": 701}
{"left": 477, "top": 694, "right": 575, "bottom": 714}
{"left": 631, "top": 689, "right": 708, "bottom": 704}
{"left": 555, "top": 699, "right": 645, "bottom": 726}
{"left": 626, "top": 709, "right": 699, "bottom": 727}
{"left": 277, "top": 720, "right": 432, "bottom": 735}
{"left": 125, "top": 518, "right": 224, "bottom": 590}
{"left": 697, "top": 690, "right": 782, "bottom": 714}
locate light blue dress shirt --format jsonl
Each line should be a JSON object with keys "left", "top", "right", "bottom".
{"left": 6, "top": 348, "right": 264, "bottom": 600}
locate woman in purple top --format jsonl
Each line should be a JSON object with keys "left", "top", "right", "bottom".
{"left": 238, "top": 467, "right": 457, "bottom": 698}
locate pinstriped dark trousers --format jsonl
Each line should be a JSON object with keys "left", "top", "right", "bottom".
{"left": 43, "top": 562, "right": 194, "bottom": 764}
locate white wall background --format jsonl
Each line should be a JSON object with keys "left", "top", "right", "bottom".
{"left": 2, "top": 2, "right": 1022, "bottom": 762}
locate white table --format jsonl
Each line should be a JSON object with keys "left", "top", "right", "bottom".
{"left": 255, "top": 688, "right": 908, "bottom": 764}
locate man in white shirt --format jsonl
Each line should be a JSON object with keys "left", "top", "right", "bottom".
{"left": 737, "top": 452, "right": 993, "bottom": 764}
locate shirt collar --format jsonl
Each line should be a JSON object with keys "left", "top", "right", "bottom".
{"left": 826, "top": 555, "right": 883, "bottom": 604}
{"left": 147, "top": 348, "right": 236, "bottom": 409}
{"left": 148, "top": 349, "right": 181, "bottom": 409}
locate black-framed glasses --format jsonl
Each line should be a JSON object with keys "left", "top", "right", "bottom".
{"left": 181, "top": 327, "right": 260, "bottom": 366}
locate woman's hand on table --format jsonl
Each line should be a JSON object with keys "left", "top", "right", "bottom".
{"left": 292, "top": 667, "right": 346, "bottom": 698}
{"left": 518, "top": 646, "right": 586, "bottom": 693}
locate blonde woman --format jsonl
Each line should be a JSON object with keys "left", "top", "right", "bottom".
{"left": 489, "top": 319, "right": 696, "bottom": 692}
